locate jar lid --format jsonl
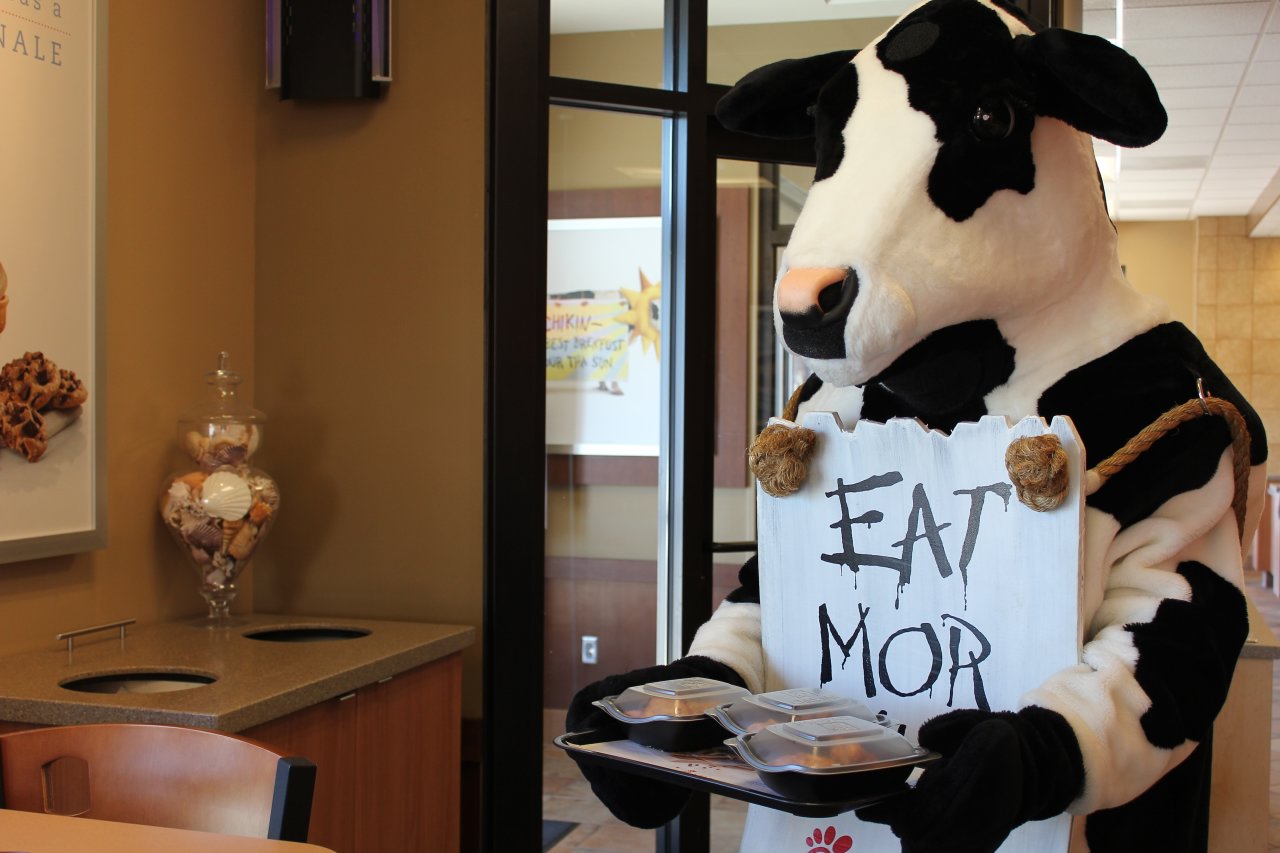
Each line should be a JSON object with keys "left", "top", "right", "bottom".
{"left": 178, "top": 353, "right": 266, "bottom": 468}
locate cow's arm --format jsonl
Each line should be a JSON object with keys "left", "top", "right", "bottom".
{"left": 1022, "top": 439, "right": 1257, "bottom": 814}
{"left": 687, "top": 558, "right": 765, "bottom": 692}
{"left": 861, "top": 413, "right": 1260, "bottom": 852}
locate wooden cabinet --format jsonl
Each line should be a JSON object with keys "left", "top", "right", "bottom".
{"left": 245, "top": 652, "right": 463, "bottom": 853}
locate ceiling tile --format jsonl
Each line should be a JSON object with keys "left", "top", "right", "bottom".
{"left": 1166, "top": 107, "right": 1232, "bottom": 125}
{"left": 1220, "top": 123, "right": 1280, "bottom": 139}
{"left": 1158, "top": 125, "right": 1230, "bottom": 143}
{"left": 1132, "top": 142, "right": 1219, "bottom": 158}
{"left": 1118, "top": 209, "right": 1193, "bottom": 220}
{"left": 1147, "top": 62, "right": 1247, "bottom": 88}
{"left": 1126, "top": 35, "right": 1258, "bottom": 67}
{"left": 1083, "top": 10, "right": 1117, "bottom": 38}
{"left": 1159, "top": 86, "right": 1238, "bottom": 107}
{"left": 1237, "top": 84, "right": 1280, "bottom": 104}
{"left": 1229, "top": 104, "right": 1280, "bottom": 122}
{"left": 1124, "top": 3, "right": 1270, "bottom": 38}
{"left": 1259, "top": 32, "right": 1280, "bottom": 60}
{"left": 1127, "top": 0, "right": 1254, "bottom": 8}
{"left": 1213, "top": 139, "right": 1280, "bottom": 154}
{"left": 1194, "top": 199, "right": 1256, "bottom": 214}
{"left": 1245, "top": 60, "right": 1280, "bottom": 84}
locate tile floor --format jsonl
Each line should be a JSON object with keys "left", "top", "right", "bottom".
{"left": 545, "top": 571, "right": 1280, "bottom": 853}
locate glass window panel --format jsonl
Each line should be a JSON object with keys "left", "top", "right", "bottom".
{"left": 712, "top": 158, "right": 813, "bottom": 546}
{"left": 551, "top": 0, "right": 665, "bottom": 88}
{"left": 707, "top": 1, "right": 911, "bottom": 86}
{"left": 543, "top": 106, "right": 667, "bottom": 848}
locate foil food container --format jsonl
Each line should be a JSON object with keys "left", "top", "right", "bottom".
{"left": 594, "top": 676, "right": 751, "bottom": 751}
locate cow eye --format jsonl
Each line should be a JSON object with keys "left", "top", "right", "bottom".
{"left": 970, "top": 96, "right": 1015, "bottom": 141}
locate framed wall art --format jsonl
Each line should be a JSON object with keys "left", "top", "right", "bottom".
{"left": 0, "top": 0, "right": 107, "bottom": 563}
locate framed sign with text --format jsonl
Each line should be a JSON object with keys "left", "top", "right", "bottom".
{"left": 0, "top": 0, "right": 106, "bottom": 562}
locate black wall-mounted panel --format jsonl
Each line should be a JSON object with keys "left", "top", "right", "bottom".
{"left": 280, "top": 0, "right": 383, "bottom": 100}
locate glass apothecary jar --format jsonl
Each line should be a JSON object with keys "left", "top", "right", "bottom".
{"left": 158, "top": 353, "right": 279, "bottom": 627}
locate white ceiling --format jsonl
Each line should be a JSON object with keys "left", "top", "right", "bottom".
{"left": 1083, "top": 0, "right": 1280, "bottom": 233}
{"left": 551, "top": 0, "right": 1280, "bottom": 235}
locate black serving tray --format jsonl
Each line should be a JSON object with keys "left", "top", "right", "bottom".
{"left": 555, "top": 728, "right": 913, "bottom": 818}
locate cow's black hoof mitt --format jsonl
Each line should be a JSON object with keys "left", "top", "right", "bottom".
{"left": 565, "top": 656, "right": 746, "bottom": 829}
{"left": 856, "top": 706, "right": 1084, "bottom": 853}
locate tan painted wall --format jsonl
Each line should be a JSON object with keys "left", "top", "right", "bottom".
{"left": 1117, "top": 220, "right": 1196, "bottom": 329}
{"left": 251, "top": 2, "right": 486, "bottom": 716}
{"left": 1194, "top": 217, "right": 1280, "bottom": 469}
{"left": 0, "top": 3, "right": 260, "bottom": 654}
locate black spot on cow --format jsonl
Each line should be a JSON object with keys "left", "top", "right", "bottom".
{"left": 1039, "top": 322, "right": 1266, "bottom": 528}
{"left": 814, "top": 64, "right": 859, "bottom": 182}
{"left": 877, "top": 0, "right": 1038, "bottom": 221}
{"left": 861, "top": 319, "right": 1015, "bottom": 429}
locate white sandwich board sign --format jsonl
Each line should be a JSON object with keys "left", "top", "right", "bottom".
{"left": 755, "top": 413, "right": 1085, "bottom": 852}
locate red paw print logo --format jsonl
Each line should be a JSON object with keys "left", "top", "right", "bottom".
{"left": 804, "top": 825, "right": 852, "bottom": 853}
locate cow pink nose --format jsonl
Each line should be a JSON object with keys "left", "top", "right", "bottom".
{"left": 777, "top": 267, "right": 851, "bottom": 315}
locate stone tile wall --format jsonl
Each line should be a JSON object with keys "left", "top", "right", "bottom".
{"left": 1196, "top": 217, "right": 1280, "bottom": 470}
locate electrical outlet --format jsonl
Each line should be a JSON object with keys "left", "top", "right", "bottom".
{"left": 581, "top": 635, "right": 599, "bottom": 665}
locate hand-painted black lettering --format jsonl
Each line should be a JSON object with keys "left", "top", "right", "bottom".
{"left": 942, "top": 613, "right": 992, "bottom": 710}
{"left": 891, "top": 482, "right": 954, "bottom": 579}
{"left": 951, "top": 482, "right": 1013, "bottom": 596}
{"left": 821, "top": 473, "right": 910, "bottom": 589}
{"left": 878, "top": 623, "right": 943, "bottom": 698}
{"left": 818, "top": 601, "right": 875, "bottom": 693}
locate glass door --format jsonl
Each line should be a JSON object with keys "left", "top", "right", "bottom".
{"left": 484, "top": 0, "right": 954, "bottom": 850}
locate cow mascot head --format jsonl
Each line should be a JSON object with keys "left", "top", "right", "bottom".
{"left": 721, "top": 0, "right": 1168, "bottom": 429}
{"left": 566, "top": 1, "right": 1267, "bottom": 851}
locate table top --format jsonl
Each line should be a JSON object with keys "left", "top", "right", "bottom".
{"left": 0, "top": 614, "right": 474, "bottom": 731}
{"left": 0, "top": 808, "right": 336, "bottom": 852}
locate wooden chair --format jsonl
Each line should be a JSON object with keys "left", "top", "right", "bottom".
{"left": 0, "top": 723, "right": 316, "bottom": 842}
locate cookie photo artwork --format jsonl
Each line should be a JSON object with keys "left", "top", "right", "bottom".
{"left": 0, "top": 0, "right": 106, "bottom": 562}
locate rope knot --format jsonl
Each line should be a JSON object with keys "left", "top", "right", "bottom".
{"left": 1005, "top": 434, "right": 1070, "bottom": 512}
{"left": 749, "top": 422, "right": 818, "bottom": 497}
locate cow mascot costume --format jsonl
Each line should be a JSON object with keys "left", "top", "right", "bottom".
{"left": 566, "top": 0, "right": 1268, "bottom": 850}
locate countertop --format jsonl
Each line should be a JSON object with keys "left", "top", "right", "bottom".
{"left": 0, "top": 614, "right": 474, "bottom": 731}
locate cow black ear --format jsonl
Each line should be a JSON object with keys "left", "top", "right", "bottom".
{"left": 716, "top": 49, "right": 858, "bottom": 139}
{"left": 1013, "top": 29, "right": 1166, "bottom": 148}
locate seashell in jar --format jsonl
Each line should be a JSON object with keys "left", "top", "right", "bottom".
{"left": 220, "top": 519, "right": 245, "bottom": 555}
{"left": 182, "top": 431, "right": 208, "bottom": 462}
{"left": 208, "top": 440, "right": 248, "bottom": 468}
{"left": 200, "top": 471, "right": 253, "bottom": 520}
{"left": 161, "top": 481, "right": 194, "bottom": 525}
{"left": 228, "top": 522, "right": 260, "bottom": 561}
{"left": 179, "top": 470, "right": 207, "bottom": 491}
{"left": 189, "top": 545, "right": 212, "bottom": 566}
{"left": 248, "top": 499, "right": 273, "bottom": 525}
{"left": 251, "top": 476, "right": 280, "bottom": 511}
{"left": 181, "top": 517, "right": 223, "bottom": 553}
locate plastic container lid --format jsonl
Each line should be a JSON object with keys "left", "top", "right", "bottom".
{"left": 597, "top": 677, "right": 750, "bottom": 722}
{"left": 708, "top": 688, "right": 876, "bottom": 735}
{"left": 733, "top": 715, "right": 925, "bottom": 774}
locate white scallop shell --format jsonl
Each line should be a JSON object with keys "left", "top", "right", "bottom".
{"left": 200, "top": 470, "right": 253, "bottom": 520}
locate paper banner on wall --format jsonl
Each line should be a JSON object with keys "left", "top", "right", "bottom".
{"left": 546, "top": 297, "right": 630, "bottom": 383}
{"left": 756, "top": 413, "right": 1085, "bottom": 853}
{"left": 545, "top": 217, "right": 663, "bottom": 455}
